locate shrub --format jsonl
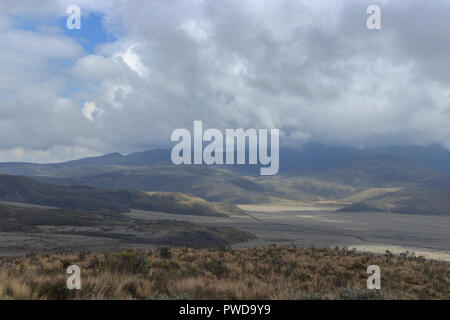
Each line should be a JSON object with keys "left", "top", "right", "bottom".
{"left": 159, "top": 247, "right": 172, "bottom": 259}
{"left": 38, "top": 280, "right": 75, "bottom": 300}
{"left": 203, "top": 258, "right": 229, "bottom": 278}
{"left": 114, "top": 252, "right": 150, "bottom": 274}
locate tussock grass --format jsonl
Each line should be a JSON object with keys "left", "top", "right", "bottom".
{"left": 0, "top": 246, "right": 447, "bottom": 300}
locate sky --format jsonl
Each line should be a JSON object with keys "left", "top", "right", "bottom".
{"left": 1, "top": 0, "right": 450, "bottom": 162}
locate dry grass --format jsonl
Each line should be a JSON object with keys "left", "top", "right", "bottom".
{"left": 143, "top": 191, "right": 244, "bottom": 216}
{"left": 0, "top": 245, "right": 448, "bottom": 300}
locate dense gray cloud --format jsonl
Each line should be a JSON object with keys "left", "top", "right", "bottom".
{"left": 1, "top": 0, "right": 450, "bottom": 161}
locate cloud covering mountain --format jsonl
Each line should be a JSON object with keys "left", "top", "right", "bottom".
{"left": 1, "top": 0, "right": 450, "bottom": 162}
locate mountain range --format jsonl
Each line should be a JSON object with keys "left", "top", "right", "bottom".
{"left": 1, "top": 143, "right": 450, "bottom": 215}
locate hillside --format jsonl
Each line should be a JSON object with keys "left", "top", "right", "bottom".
{"left": 144, "top": 192, "right": 244, "bottom": 216}
{"left": 2, "top": 144, "right": 450, "bottom": 215}
{"left": 0, "top": 174, "right": 240, "bottom": 217}
{"left": 0, "top": 203, "right": 255, "bottom": 253}
{"left": 25, "top": 159, "right": 450, "bottom": 215}
{"left": 30, "top": 166, "right": 360, "bottom": 204}
{"left": 337, "top": 186, "right": 450, "bottom": 216}
{"left": 3, "top": 143, "right": 450, "bottom": 176}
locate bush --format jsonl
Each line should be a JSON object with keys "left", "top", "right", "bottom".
{"left": 113, "top": 252, "right": 149, "bottom": 274}
{"left": 203, "top": 258, "right": 229, "bottom": 278}
{"left": 159, "top": 247, "right": 172, "bottom": 259}
{"left": 38, "top": 280, "right": 76, "bottom": 300}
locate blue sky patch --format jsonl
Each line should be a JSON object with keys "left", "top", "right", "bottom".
{"left": 58, "top": 11, "right": 117, "bottom": 54}
{"left": 12, "top": 11, "right": 118, "bottom": 54}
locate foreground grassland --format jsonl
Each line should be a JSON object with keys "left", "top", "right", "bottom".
{"left": 0, "top": 246, "right": 448, "bottom": 300}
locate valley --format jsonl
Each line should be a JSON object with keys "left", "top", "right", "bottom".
{"left": 128, "top": 203, "right": 450, "bottom": 262}
{"left": 0, "top": 144, "right": 449, "bottom": 261}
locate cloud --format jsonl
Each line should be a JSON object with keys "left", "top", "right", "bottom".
{"left": 82, "top": 101, "right": 100, "bottom": 121}
{"left": 2, "top": 0, "right": 450, "bottom": 162}
{"left": 113, "top": 44, "right": 149, "bottom": 78}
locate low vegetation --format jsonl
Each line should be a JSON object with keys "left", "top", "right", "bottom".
{"left": 143, "top": 192, "right": 243, "bottom": 216}
{"left": 0, "top": 174, "right": 240, "bottom": 216}
{"left": 0, "top": 204, "right": 105, "bottom": 232}
{"left": 0, "top": 204, "right": 255, "bottom": 249}
{"left": 0, "top": 246, "right": 447, "bottom": 300}
{"left": 337, "top": 187, "right": 450, "bottom": 216}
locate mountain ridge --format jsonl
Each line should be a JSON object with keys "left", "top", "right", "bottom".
{"left": 1, "top": 143, "right": 450, "bottom": 215}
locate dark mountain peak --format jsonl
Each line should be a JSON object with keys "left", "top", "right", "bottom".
{"left": 121, "top": 148, "right": 171, "bottom": 166}
{"left": 102, "top": 152, "right": 123, "bottom": 158}
{"left": 61, "top": 152, "right": 124, "bottom": 166}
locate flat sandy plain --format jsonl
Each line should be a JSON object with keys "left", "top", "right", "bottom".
{"left": 129, "top": 204, "right": 450, "bottom": 262}
{"left": 0, "top": 202, "right": 449, "bottom": 261}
